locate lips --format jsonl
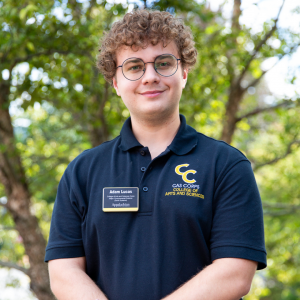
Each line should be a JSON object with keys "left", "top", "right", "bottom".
{"left": 139, "top": 90, "right": 165, "bottom": 97}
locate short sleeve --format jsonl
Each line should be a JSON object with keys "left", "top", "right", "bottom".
{"left": 44, "top": 169, "right": 85, "bottom": 262}
{"left": 210, "top": 160, "right": 267, "bottom": 270}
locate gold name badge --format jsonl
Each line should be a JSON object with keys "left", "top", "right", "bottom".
{"left": 102, "top": 187, "right": 139, "bottom": 212}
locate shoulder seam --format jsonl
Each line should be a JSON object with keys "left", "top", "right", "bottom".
{"left": 196, "top": 132, "right": 248, "bottom": 159}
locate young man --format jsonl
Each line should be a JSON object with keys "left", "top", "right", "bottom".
{"left": 45, "top": 10, "right": 266, "bottom": 300}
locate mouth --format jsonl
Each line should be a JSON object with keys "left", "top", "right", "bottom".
{"left": 139, "top": 90, "right": 165, "bottom": 97}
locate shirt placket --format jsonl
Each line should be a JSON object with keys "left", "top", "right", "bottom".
{"left": 137, "top": 147, "right": 171, "bottom": 214}
{"left": 136, "top": 147, "right": 152, "bottom": 214}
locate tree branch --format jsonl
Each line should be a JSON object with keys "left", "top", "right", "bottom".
{"left": 244, "top": 42, "right": 300, "bottom": 91}
{"left": 244, "top": 70, "right": 268, "bottom": 91}
{"left": 264, "top": 210, "right": 299, "bottom": 217}
{"left": 237, "top": 0, "right": 286, "bottom": 84}
{"left": 236, "top": 98, "right": 299, "bottom": 122}
{"left": 0, "top": 260, "right": 29, "bottom": 275}
{"left": 263, "top": 202, "right": 300, "bottom": 209}
{"left": 253, "top": 139, "right": 300, "bottom": 171}
{"left": 263, "top": 201, "right": 300, "bottom": 216}
{"left": 243, "top": 55, "right": 281, "bottom": 91}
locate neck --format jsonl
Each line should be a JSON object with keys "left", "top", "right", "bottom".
{"left": 131, "top": 112, "right": 181, "bottom": 160}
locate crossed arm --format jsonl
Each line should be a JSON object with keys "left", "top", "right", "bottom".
{"left": 49, "top": 257, "right": 257, "bottom": 300}
{"left": 49, "top": 257, "right": 108, "bottom": 300}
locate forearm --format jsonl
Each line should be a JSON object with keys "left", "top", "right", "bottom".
{"left": 49, "top": 258, "right": 107, "bottom": 300}
{"left": 162, "top": 258, "right": 257, "bottom": 300}
{"left": 51, "top": 267, "right": 107, "bottom": 300}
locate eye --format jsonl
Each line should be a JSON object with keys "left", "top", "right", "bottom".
{"left": 129, "top": 65, "right": 142, "bottom": 71}
{"left": 158, "top": 62, "right": 170, "bottom": 67}
{"left": 123, "top": 60, "right": 144, "bottom": 73}
{"left": 155, "top": 55, "right": 176, "bottom": 70}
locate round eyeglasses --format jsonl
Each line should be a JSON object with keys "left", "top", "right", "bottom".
{"left": 116, "top": 54, "right": 181, "bottom": 81}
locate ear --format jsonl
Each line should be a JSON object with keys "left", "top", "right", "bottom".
{"left": 113, "top": 77, "right": 120, "bottom": 96}
{"left": 182, "top": 68, "right": 188, "bottom": 89}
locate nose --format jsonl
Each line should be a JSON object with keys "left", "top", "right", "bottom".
{"left": 141, "top": 63, "right": 160, "bottom": 85}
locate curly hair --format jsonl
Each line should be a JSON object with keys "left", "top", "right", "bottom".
{"left": 97, "top": 9, "right": 197, "bottom": 85}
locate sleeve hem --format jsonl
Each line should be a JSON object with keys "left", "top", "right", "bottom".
{"left": 44, "top": 246, "right": 85, "bottom": 262}
{"left": 211, "top": 245, "right": 267, "bottom": 270}
{"left": 211, "top": 242, "right": 266, "bottom": 254}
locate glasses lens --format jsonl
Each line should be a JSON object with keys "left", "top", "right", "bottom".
{"left": 154, "top": 55, "right": 178, "bottom": 77}
{"left": 122, "top": 58, "right": 145, "bottom": 81}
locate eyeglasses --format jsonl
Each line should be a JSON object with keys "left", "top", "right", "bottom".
{"left": 116, "top": 54, "right": 181, "bottom": 81}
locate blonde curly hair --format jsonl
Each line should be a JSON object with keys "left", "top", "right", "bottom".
{"left": 97, "top": 9, "right": 197, "bottom": 85}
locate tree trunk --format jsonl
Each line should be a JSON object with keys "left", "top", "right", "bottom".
{"left": 220, "top": 0, "right": 243, "bottom": 144}
{"left": 232, "top": 0, "right": 241, "bottom": 31}
{"left": 88, "top": 80, "right": 110, "bottom": 147}
{"left": 0, "top": 81, "right": 55, "bottom": 300}
{"left": 220, "top": 83, "right": 244, "bottom": 144}
{"left": 89, "top": 124, "right": 109, "bottom": 148}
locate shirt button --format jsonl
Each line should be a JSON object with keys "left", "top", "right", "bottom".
{"left": 141, "top": 167, "right": 146, "bottom": 172}
{"left": 143, "top": 187, "right": 148, "bottom": 192}
{"left": 140, "top": 150, "right": 145, "bottom": 156}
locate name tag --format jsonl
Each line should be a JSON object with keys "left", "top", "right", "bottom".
{"left": 102, "top": 187, "right": 139, "bottom": 212}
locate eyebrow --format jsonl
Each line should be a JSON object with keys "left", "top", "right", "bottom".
{"left": 125, "top": 59, "right": 144, "bottom": 63}
{"left": 126, "top": 55, "right": 174, "bottom": 62}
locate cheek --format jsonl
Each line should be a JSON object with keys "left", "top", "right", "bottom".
{"left": 119, "top": 82, "right": 133, "bottom": 94}
{"left": 170, "top": 77, "right": 184, "bottom": 92}
{"left": 118, "top": 82, "right": 138, "bottom": 103}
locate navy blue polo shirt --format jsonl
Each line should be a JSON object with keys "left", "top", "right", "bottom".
{"left": 45, "top": 115, "right": 266, "bottom": 300}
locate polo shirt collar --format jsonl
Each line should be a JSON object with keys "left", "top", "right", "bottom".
{"left": 119, "top": 117, "right": 143, "bottom": 151}
{"left": 119, "top": 114, "right": 198, "bottom": 155}
{"left": 168, "top": 114, "right": 198, "bottom": 155}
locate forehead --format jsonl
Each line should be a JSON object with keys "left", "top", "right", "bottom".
{"left": 115, "top": 41, "right": 179, "bottom": 65}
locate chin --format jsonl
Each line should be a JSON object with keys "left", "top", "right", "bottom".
{"left": 136, "top": 107, "right": 177, "bottom": 121}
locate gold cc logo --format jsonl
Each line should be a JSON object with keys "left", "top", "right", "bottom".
{"left": 175, "top": 164, "right": 197, "bottom": 183}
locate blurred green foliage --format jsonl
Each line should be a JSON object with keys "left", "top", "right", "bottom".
{"left": 0, "top": 0, "right": 300, "bottom": 299}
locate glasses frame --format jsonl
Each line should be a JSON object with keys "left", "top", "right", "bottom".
{"left": 116, "top": 53, "right": 181, "bottom": 81}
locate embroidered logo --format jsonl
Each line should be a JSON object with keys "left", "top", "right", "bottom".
{"left": 175, "top": 164, "right": 197, "bottom": 183}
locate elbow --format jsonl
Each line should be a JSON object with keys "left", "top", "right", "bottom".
{"left": 49, "top": 265, "right": 64, "bottom": 297}
{"left": 49, "top": 274, "right": 60, "bottom": 296}
{"left": 49, "top": 273, "right": 67, "bottom": 299}
{"left": 239, "top": 279, "right": 252, "bottom": 297}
